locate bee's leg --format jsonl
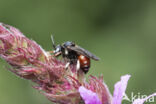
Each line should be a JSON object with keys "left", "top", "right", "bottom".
{"left": 65, "top": 62, "right": 70, "bottom": 70}
{"left": 76, "top": 60, "right": 80, "bottom": 70}
{"left": 48, "top": 51, "right": 61, "bottom": 59}
{"left": 48, "top": 51, "right": 61, "bottom": 56}
{"left": 54, "top": 52, "right": 61, "bottom": 57}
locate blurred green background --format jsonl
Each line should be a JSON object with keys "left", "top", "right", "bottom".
{"left": 0, "top": 0, "right": 156, "bottom": 104}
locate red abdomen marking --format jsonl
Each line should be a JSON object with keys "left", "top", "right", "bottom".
{"left": 78, "top": 55, "right": 90, "bottom": 73}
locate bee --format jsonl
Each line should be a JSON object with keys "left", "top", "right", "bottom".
{"left": 51, "top": 36, "right": 99, "bottom": 73}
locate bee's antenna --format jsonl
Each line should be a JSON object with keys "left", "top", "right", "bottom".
{"left": 51, "top": 35, "right": 56, "bottom": 49}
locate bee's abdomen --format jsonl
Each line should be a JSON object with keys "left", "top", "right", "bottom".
{"left": 78, "top": 55, "right": 90, "bottom": 73}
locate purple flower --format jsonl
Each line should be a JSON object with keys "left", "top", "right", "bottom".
{"left": 79, "top": 86, "right": 102, "bottom": 104}
{"left": 79, "top": 75, "right": 156, "bottom": 104}
{"left": 112, "top": 75, "right": 130, "bottom": 104}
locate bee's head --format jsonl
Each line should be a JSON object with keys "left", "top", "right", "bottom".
{"left": 54, "top": 45, "right": 62, "bottom": 54}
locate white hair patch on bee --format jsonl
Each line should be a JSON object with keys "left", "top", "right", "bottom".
{"left": 76, "top": 60, "right": 80, "bottom": 70}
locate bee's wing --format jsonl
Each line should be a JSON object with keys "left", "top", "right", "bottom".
{"left": 67, "top": 45, "right": 100, "bottom": 61}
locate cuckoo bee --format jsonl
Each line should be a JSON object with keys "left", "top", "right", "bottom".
{"left": 51, "top": 36, "right": 99, "bottom": 73}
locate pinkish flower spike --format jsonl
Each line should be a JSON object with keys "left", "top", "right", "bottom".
{"left": 0, "top": 22, "right": 114, "bottom": 104}
{"left": 112, "top": 74, "right": 131, "bottom": 104}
